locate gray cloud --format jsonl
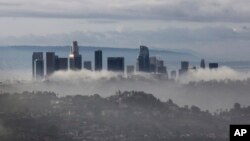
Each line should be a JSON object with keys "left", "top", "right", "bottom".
{"left": 2, "top": 26, "right": 250, "bottom": 45}
{"left": 0, "top": 2, "right": 22, "bottom": 6}
{"left": 0, "top": 0, "right": 250, "bottom": 22}
{"left": 1, "top": 67, "right": 250, "bottom": 112}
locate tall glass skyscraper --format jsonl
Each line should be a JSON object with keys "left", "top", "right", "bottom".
{"left": 46, "top": 52, "right": 56, "bottom": 75}
{"left": 32, "top": 52, "right": 43, "bottom": 78}
{"left": 137, "top": 46, "right": 150, "bottom": 72}
{"left": 34, "top": 59, "right": 44, "bottom": 80}
{"left": 95, "top": 50, "right": 102, "bottom": 71}
{"left": 200, "top": 59, "right": 205, "bottom": 69}
{"left": 69, "top": 41, "right": 82, "bottom": 70}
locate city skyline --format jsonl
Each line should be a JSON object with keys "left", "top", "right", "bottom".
{"left": 1, "top": 1, "right": 250, "bottom": 140}
{"left": 32, "top": 41, "right": 218, "bottom": 80}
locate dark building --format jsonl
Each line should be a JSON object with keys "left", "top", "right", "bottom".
{"left": 138, "top": 46, "right": 150, "bottom": 72}
{"left": 209, "top": 63, "right": 219, "bottom": 69}
{"left": 55, "top": 55, "right": 59, "bottom": 71}
{"left": 71, "top": 41, "right": 79, "bottom": 56}
{"left": 74, "top": 56, "right": 82, "bottom": 70}
{"left": 181, "top": 61, "right": 189, "bottom": 70}
{"left": 58, "top": 58, "right": 68, "bottom": 70}
{"left": 200, "top": 59, "right": 205, "bottom": 69}
{"left": 107, "top": 57, "right": 124, "bottom": 72}
{"left": 95, "top": 50, "right": 102, "bottom": 71}
{"left": 32, "top": 52, "right": 43, "bottom": 78}
{"left": 157, "top": 60, "right": 167, "bottom": 74}
{"left": 84, "top": 61, "right": 92, "bottom": 71}
{"left": 69, "top": 41, "right": 82, "bottom": 70}
{"left": 69, "top": 56, "right": 82, "bottom": 70}
{"left": 149, "top": 56, "right": 157, "bottom": 73}
{"left": 46, "top": 52, "right": 56, "bottom": 76}
{"left": 179, "top": 61, "right": 189, "bottom": 76}
{"left": 149, "top": 56, "right": 167, "bottom": 74}
{"left": 69, "top": 57, "right": 75, "bottom": 69}
{"left": 34, "top": 59, "right": 44, "bottom": 80}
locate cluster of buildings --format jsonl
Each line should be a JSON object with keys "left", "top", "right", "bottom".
{"left": 32, "top": 41, "right": 218, "bottom": 80}
{"left": 177, "top": 60, "right": 218, "bottom": 77}
{"left": 32, "top": 41, "right": 123, "bottom": 80}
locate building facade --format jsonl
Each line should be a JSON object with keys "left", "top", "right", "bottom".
{"left": 107, "top": 57, "right": 124, "bottom": 72}
{"left": 46, "top": 52, "right": 56, "bottom": 76}
{"left": 84, "top": 61, "right": 92, "bottom": 71}
{"left": 69, "top": 41, "right": 82, "bottom": 70}
{"left": 200, "top": 59, "right": 205, "bottom": 69}
{"left": 137, "top": 46, "right": 150, "bottom": 72}
{"left": 209, "top": 63, "right": 219, "bottom": 69}
{"left": 32, "top": 52, "right": 43, "bottom": 78}
{"left": 34, "top": 59, "right": 44, "bottom": 80}
{"left": 95, "top": 50, "right": 102, "bottom": 71}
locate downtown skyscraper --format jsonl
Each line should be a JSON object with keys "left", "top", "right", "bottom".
{"left": 46, "top": 52, "right": 56, "bottom": 76}
{"left": 107, "top": 57, "right": 124, "bottom": 72}
{"left": 95, "top": 50, "right": 102, "bottom": 71}
{"left": 32, "top": 52, "right": 44, "bottom": 80}
{"left": 137, "top": 46, "right": 150, "bottom": 72}
{"left": 69, "top": 41, "right": 82, "bottom": 70}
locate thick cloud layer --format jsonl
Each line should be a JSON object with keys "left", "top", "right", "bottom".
{"left": 1, "top": 67, "right": 250, "bottom": 112}
{"left": 180, "top": 66, "right": 250, "bottom": 83}
{"left": 1, "top": 0, "right": 250, "bottom": 22}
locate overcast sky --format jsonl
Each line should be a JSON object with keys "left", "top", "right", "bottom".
{"left": 1, "top": 0, "right": 250, "bottom": 60}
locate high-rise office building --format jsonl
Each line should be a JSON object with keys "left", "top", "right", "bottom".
{"left": 69, "top": 41, "right": 82, "bottom": 70}
{"left": 156, "top": 60, "right": 167, "bottom": 74}
{"left": 181, "top": 61, "right": 189, "bottom": 70}
{"left": 58, "top": 58, "right": 68, "bottom": 70}
{"left": 74, "top": 56, "right": 82, "bottom": 70}
{"left": 46, "top": 52, "right": 56, "bottom": 76}
{"left": 69, "top": 56, "right": 82, "bottom": 70}
{"left": 95, "top": 50, "right": 102, "bottom": 71}
{"left": 179, "top": 61, "right": 189, "bottom": 76}
{"left": 149, "top": 56, "right": 167, "bottom": 74}
{"left": 200, "top": 59, "right": 205, "bottom": 69}
{"left": 55, "top": 55, "right": 59, "bottom": 71}
{"left": 71, "top": 41, "right": 79, "bottom": 56}
{"left": 138, "top": 46, "right": 150, "bottom": 72}
{"left": 32, "top": 52, "right": 43, "bottom": 77}
{"left": 34, "top": 59, "right": 44, "bottom": 80}
{"left": 149, "top": 56, "right": 157, "bottom": 73}
{"left": 107, "top": 57, "right": 124, "bottom": 72}
{"left": 209, "top": 63, "right": 219, "bottom": 69}
{"left": 84, "top": 61, "right": 92, "bottom": 71}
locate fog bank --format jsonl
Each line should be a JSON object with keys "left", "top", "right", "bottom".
{"left": 1, "top": 67, "right": 250, "bottom": 112}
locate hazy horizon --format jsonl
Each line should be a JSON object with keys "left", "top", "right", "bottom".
{"left": 1, "top": 0, "right": 250, "bottom": 60}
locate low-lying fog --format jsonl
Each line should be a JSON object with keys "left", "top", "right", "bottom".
{"left": 1, "top": 66, "right": 250, "bottom": 112}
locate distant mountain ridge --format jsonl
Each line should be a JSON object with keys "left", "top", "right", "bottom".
{"left": 7, "top": 45, "right": 198, "bottom": 58}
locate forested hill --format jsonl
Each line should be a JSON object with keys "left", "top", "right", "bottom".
{"left": 0, "top": 91, "right": 249, "bottom": 141}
